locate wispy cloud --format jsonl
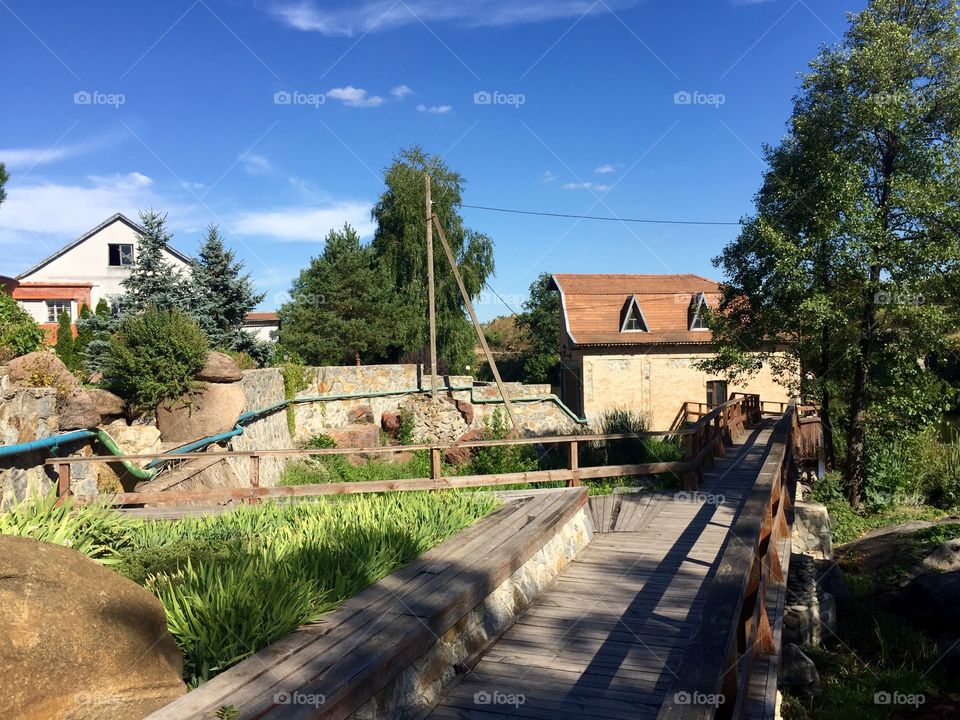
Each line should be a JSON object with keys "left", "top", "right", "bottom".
{"left": 327, "top": 86, "right": 385, "bottom": 107}
{"left": 231, "top": 201, "right": 375, "bottom": 241}
{"left": 0, "top": 131, "right": 121, "bottom": 170}
{"left": 239, "top": 152, "right": 273, "bottom": 175}
{"left": 562, "top": 181, "right": 610, "bottom": 192}
{"left": 271, "top": 0, "right": 635, "bottom": 36}
{"left": 391, "top": 84, "right": 413, "bottom": 99}
{"left": 594, "top": 163, "right": 616, "bottom": 174}
{"left": 541, "top": 170, "right": 557, "bottom": 183}
{"left": 416, "top": 103, "right": 452, "bottom": 114}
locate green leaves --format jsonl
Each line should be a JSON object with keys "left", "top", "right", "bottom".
{"left": 0, "top": 292, "right": 44, "bottom": 362}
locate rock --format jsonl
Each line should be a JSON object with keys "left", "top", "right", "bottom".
{"left": 327, "top": 424, "right": 380, "bottom": 449}
{"left": 58, "top": 388, "right": 101, "bottom": 430}
{"left": 443, "top": 429, "right": 485, "bottom": 467}
{"left": 815, "top": 559, "right": 851, "bottom": 606}
{"left": 195, "top": 351, "right": 243, "bottom": 383}
{"left": 381, "top": 411, "right": 401, "bottom": 433}
{"left": 780, "top": 643, "right": 820, "bottom": 695}
{"left": 156, "top": 382, "right": 246, "bottom": 444}
{"left": 86, "top": 388, "right": 125, "bottom": 421}
{"left": 455, "top": 399, "right": 474, "bottom": 425}
{"left": 6, "top": 351, "right": 78, "bottom": 394}
{"left": 87, "top": 371, "right": 103, "bottom": 385}
{"left": 923, "top": 539, "right": 960, "bottom": 573}
{"left": 0, "top": 536, "right": 186, "bottom": 719}
{"left": 349, "top": 404, "right": 374, "bottom": 424}
{"left": 894, "top": 570, "right": 960, "bottom": 636}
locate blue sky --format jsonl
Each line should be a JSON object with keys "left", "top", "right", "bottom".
{"left": 0, "top": 0, "right": 863, "bottom": 319}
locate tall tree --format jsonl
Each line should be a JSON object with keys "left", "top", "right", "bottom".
{"left": 371, "top": 146, "right": 495, "bottom": 372}
{"left": 0, "top": 163, "right": 8, "bottom": 208}
{"left": 117, "top": 211, "right": 194, "bottom": 316}
{"left": 191, "top": 224, "right": 265, "bottom": 352}
{"left": 705, "top": 0, "right": 960, "bottom": 506}
{"left": 280, "top": 223, "right": 394, "bottom": 366}
{"left": 76, "top": 299, "right": 114, "bottom": 373}
{"left": 516, "top": 273, "right": 561, "bottom": 385}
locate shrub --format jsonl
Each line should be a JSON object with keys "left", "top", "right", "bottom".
{"left": 53, "top": 311, "right": 79, "bottom": 371}
{"left": 219, "top": 348, "right": 257, "bottom": 370}
{"left": 581, "top": 408, "right": 683, "bottom": 467}
{"left": 103, "top": 307, "right": 209, "bottom": 409}
{"left": 0, "top": 292, "right": 44, "bottom": 362}
{"left": 467, "top": 407, "right": 538, "bottom": 476}
{"left": 397, "top": 407, "right": 415, "bottom": 446}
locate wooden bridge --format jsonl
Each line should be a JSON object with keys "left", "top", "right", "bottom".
{"left": 51, "top": 394, "right": 807, "bottom": 720}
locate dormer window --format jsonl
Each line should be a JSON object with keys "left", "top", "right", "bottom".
{"left": 620, "top": 295, "right": 649, "bottom": 333}
{"left": 690, "top": 292, "right": 710, "bottom": 331}
{"left": 108, "top": 243, "right": 134, "bottom": 267}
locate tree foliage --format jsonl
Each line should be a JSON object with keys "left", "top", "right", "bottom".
{"left": 0, "top": 292, "right": 43, "bottom": 362}
{"left": 705, "top": 0, "right": 960, "bottom": 506}
{"left": 116, "top": 211, "right": 195, "bottom": 317}
{"left": 516, "top": 273, "right": 561, "bottom": 385}
{"left": 371, "top": 146, "right": 494, "bottom": 372}
{"left": 280, "top": 224, "right": 394, "bottom": 366}
{"left": 53, "top": 311, "right": 78, "bottom": 371}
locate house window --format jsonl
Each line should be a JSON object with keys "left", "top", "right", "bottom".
{"left": 620, "top": 295, "right": 649, "bottom": 333}
{"left": 46, "top": 300, "right": 71, "bottom": 323}
{"left": 690, "top": 292, "right": 710, "bottom": 330}
{"left": 108, "top": 243, "right": 135, "bottom": 267}
{"left": 706, "top": 380, "right": 728, "bottom": 407}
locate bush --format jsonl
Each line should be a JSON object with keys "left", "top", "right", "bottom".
{"left": 53, "top": 311, "right": 79, "bottom": 371}
{"left": 0, "top": 292, "right": 44, "bottom": 362}
{"left": 581, "top": 408, "right": 683, "bottom": 467}
{"left": 103, "top": 307, "right": 209, "bottom": 409}
{"left": 467, "top": 408, "right": 538, "bottom": 476}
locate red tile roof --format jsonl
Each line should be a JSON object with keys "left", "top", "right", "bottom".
{"left": 551, "top": 274, "right": 721, "bottom": 346}
{"left": 244, "top": 311, "right": 279, "bottom": 323}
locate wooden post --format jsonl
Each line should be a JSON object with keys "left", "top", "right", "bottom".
{"left": 431, "top": 214, "right": 518, "bottom": 429}
{"left": 56, "top": 462, "right": 71, "bottom": 504}
{"left": 568, "top": 439, "right": 580, "bottom": 487}
{"left": 682, "top": 433, "right": 698, "bottom": 491}
{"left": 430, "top": 447, "right": 442, "bottom": 480}
{"left": 425, "top": 174, "right": 438, "bottom": 400}
{"left": 249, "top": 454, "right": 261, "bottom": 505}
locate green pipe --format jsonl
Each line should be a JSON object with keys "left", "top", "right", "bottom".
{"left": 94, "top": 429, "right": 157, "bottom": 481}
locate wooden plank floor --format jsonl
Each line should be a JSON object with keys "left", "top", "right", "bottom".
{"left": 428, "top": 419, "right": 778, "bottom": 720}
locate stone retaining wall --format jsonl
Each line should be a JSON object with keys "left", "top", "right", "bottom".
{"left": 785, "top": 501, "right": 839, "bottom": 647}
{"left": 0, "top": 370, "right": 59, "bottom": 508}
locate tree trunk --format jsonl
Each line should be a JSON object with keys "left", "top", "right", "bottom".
{"left": 355, "top": 351, "right": 361, "bottom": 367}
{"left": 819, "top": 324, "right": 836, "bottom": 470}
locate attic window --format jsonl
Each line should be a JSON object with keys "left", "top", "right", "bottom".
{"left": 108, "top": 243, "right": 134, "bottom": 267}
{"left": 620, "top": 295, "right": 649, "bottom": 333}
{"left": 690, "top": 292, "right": 710, "bottom": 331}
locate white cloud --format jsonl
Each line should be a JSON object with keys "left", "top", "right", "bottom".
{"left": 327, "top": 86, "right": 384, "bottom": 108}
{"left": 594, "top": 164, "right": 616, "bottom": 174}
{"left": 231, "top": 201, "right": 375, "bottom": 242}
{"left": 562, "top": 181, "right": 610, "bottom": 192}
{"left": 0, "top": 131, "right": 121, "bottom": 170}
{"left": 391, "top": 84, "right": 413, "bottom": 99}
{"left": 416, "top": 103, "right": 452, "bottom": 114}
{"left": 541, "top": 170, "right": 556, "bottom": 183}
{"left": 271, "top": 0, "right": 635, "bottom": 36}
{"left": 239, "top": 152, "right": 273, "bottom": 175}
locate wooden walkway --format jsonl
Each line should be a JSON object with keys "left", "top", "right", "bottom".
{"left": 428, "top": 418, "right": 778, "bottom": 720}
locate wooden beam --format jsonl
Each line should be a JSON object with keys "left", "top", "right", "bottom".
{"left": 425, "top": 173, "right": 438, "bottom": 400}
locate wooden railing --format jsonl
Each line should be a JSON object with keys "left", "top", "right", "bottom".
{"left": 46, "top": 395, "right": 766, "bottom": 507}
{"left": 658, "top": 401, "right": 796, "bottom": 720}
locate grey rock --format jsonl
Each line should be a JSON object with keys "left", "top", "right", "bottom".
{"left": 195, "top": 351, "right": 243, "bottom": 383}
{"left": 922, "top": 539, "right": 960, "bottom": 573}
{"left": 780, "top": 643, "right": 820, "bottom": 692}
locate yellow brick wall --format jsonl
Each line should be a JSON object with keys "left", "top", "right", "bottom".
{"left": 574, "top": 349, "right": 794, "bottom": 430}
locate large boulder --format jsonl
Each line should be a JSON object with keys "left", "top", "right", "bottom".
{"left": 195, "top": 352, "right": 243, "bottom": 383}
{"left": 381, "top": 411, "right": 402, "bottom": 433}
{"left": 0, "top": 536, "right": 186, "bottom": 719}
{"left": 923, "top": 538, "right": 960, "bottom": 573}
{"left": 894, "top": 570, "right": 960, "bottom": 636}
{"left": 443, "top": 429, "right": 486, "bottom": 467}
{"left": 156, "top": 382, "right": 246, "bottom": 444}
{"left": 6, "top": 351, "right": 78, "bottom": 394}
{"left": 58, "top": 388, "right": 101, "bottom": 430}
{"left": 780, "top": 643, "right": 820, "bottom": 697}
{"left": 86, "top": 388, "right": 125, "bottom": 422}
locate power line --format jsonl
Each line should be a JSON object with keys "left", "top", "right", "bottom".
{"left": 484, "top": 280, "right": 520, "bottom": 316}
{"left": 461, "top": 203, "right": 742, "bottom": 226}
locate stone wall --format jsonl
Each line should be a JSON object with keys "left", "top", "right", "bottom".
{"left": 226, "top": 369, "right": 292, "bottom": 487}
{"left": 0, "top": 369, "right": 59, "bottom": 508}
{"left": 785, "top": 501, "right": 840, "bottom": 647}
{"left": 350, "top": 505, "right": 594, "bottom": 720}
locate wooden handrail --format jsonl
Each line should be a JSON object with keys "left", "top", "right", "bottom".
{"left": 657, "top": 400, "right": 796, "bottom": 720}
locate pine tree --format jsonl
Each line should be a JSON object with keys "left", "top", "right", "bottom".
{"left": 116, "top": 210, "right": 194, "bottom": 317}
{"left": 54, "top": 310, "right": 77, "bottom": 371}
{"left": 280, "top": 224, "right": 394, "bottom": 366}
{"left": 77, "top": 299, "right": 117, "bottom": 374}
{"left": 191, "top": 225, "right": 265, "bottom": 352}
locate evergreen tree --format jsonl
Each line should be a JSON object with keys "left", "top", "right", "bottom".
{"left": 371, "top": 146, "right": 495, "bottom": 372}
{"left": 280, "top": 223, "right": 394, "bottom": 366}
{"left": 73, "top": 303, "right": 94, "bottom": 360}
{"left": 54, "top": 311, "right": 77, "bottom": 371}
{"left": 704, "top": 0, "right": 960, "bottom": 506}
{"left": 77, "top": 299, "right": 117, "bottom": 374}
{"left": 191, "top": 225, "right": 265, "bottom": 352}
{"left": 116, "top": 210, "right": 194, "bottom": 317}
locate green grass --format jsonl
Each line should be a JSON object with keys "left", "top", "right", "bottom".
{"left": 1, "top": 490, "right": 496, "bottom": 687}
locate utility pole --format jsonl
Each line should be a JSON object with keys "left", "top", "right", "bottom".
{"left": 425, "top": 174, "right": 438, "bottom": 400}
